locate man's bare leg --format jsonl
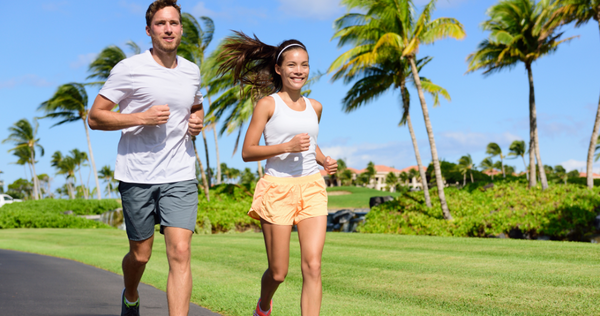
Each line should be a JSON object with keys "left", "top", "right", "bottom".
{"left": 123, "top": 235, "right": 155, "bottom": 302}
{"left": 164, "top": 227, "right": 194, "bottom": 316}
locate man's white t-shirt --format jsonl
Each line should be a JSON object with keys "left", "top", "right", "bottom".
{"left": 99, "top": 50, "right": 203, "bottom": 184}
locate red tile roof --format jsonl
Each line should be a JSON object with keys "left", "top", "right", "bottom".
{"left": 580, "top": 172, "right": 600, "bottom": 178}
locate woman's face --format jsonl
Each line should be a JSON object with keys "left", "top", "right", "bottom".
{"left": 275, "top": 48, "right": 310, "bottom": 92}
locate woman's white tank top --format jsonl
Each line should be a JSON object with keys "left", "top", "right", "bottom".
{"left": 264, "top": 93, "right": 320, "bottom": 177}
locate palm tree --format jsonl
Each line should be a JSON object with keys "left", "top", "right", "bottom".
{"left": 508, "top": 140, "right": 528, "bottom": 180}
{"left": 39, "top": 83, "right": 102, "bottom": 199}
{"left": 332, "top": 0, "right": 465, "bottom": 219}
{"left": 480, "top": 157, "right": 495, "bottom": 180}
{"left": 549, "top": 0, "right": 600, "bottom": 189}
{"left": 87, "top": 41, "right": 140, "bottom": 87}
{"left": 335, "top": 159, "right": 348, "bottom": 187}
{"left": 457, "top": 154, "right": 476, "bottom": 185}
{"left": 554, "top": 165, "right": 568, "bottom": 184}
{"left": 486, "top": 142, "right": 506, "bottom": 177}
{"left": 70, "top": 149, "right": 89, "bottom": 199}
{"left": 340, "top": 169, "right": 354, "bottom": 186}
{"left": 467, "top": 0, "right": 575, "bottom": 190}
{"left": 329, "top": 32, "right": 449, "bottom": 208}
{"left": 10, "top": 146, "right": 36, "bottom": 198}
{"left": 2, "top": 118, "right": 44, "bottom": 200}
{"left": 385, "top": 172, "right": 398, "bottom": 191}
{"left": 192, "top": 136, "right": 210, "bottom": 202}
{"left": 179, "top": 14, "right": 217, "bottom": 189}
{"left": 504, "top": 165, "right": 516, "bottom": 176}
{"left": 98, "top": 165, "right": 116, "bottom": 198}
{"left": 51, "top": 151, "right": 77, "bottom": 199}
{"left": 365, "top": 161, "right": 376, "bottom": 187}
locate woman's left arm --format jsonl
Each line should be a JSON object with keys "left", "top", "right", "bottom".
{"left": 312, "top": 98, "right": 337, "bottom": 175}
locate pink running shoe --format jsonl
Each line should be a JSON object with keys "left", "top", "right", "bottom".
{"left": 253, "top": 298, "right": 272, "bottom": 316}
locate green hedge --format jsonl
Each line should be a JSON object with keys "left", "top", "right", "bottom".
{"left": 0, "top": 199, "right": 120, "bottom": 229}
{"left": 196, "top": 183, "right": 259, "bottom": 233}
{"left": 359, "top": 183, "right": 600, "bottom": 241}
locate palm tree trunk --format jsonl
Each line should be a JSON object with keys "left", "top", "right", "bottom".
{"left": 470, "top": 170, "right": 474, "bottom": 183}
{"left": 29, "top": 146, "right": 39, "bottom": 200}
{"left": 257, "top": 162, "right": 263, "bottom": 178}
{"left": 83, "top": 120, "right": 102, "bottom": 199}
{"left": 67, "top": 181, "right": 75, "bottom": 200}
{"left": 463, "top": 173, "right": 466, "bottom": 186}
{"left": 526, "top": 64, "right": 548, "bottom": 190}
{"left": 526, "top": 64, "right": 538, "bottom": 189}
{"left": 402, "top": 81, "right": 432, "bottom": 207}
{"left": 521, "top": 155, "right": 528, "bottom": 180}
{"left": 201, "top": 129, "right": 212, "bottom": 187}
{"left": 78, "top": 167, "right": 89, "bottom": 200}
{"left": 206, "top": 94, "right": 222, "bottom": 185}
{"left": 586, "top": 71, "right": 600, "bottom": 188}
{"left": 501, "top": 156, "right": 505, "bottom": 178}
{"left": 213, "top": 126, "right": 221, "bottom": 185}
{"left": 192, "top": 136, "right": 210, "bottom": 202}
{"left": 408, "top": 56, "right": 452, "bottom": 220}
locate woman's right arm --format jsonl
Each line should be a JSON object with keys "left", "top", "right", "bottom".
{"left": 241, "top": 97, "right": 310, "bottom": 162}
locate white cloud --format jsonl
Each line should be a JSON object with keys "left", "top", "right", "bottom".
{"left": 436, "top": 131, "right": 522, "bottom": 156}
{"left": 0, "top": 75, "right": 52, "bottom": 89}
{"left": 560, "top": 159, "right": 600, "bottom": 173}
{"left": 191, "top": 2, "right": 217, "bottom": 17}
{"left": 119, "top": 0, "right": 144, "bottom": 15}
{"left": 70, "top": 53, "right": 98, "bottom": 69}
{"left": 277, "top": 0, "right": 343, "bottom": 20}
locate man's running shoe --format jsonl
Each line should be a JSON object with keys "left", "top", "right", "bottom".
{"left": 121, "top": 289, "right": 140, "bottom": 316}
{"left": 253, "top": 298, "right": 272, "bottom": 316}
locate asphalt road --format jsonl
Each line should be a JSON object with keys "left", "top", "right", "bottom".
{"left": 0, "top": 249, "right": 220, "bottom": 316}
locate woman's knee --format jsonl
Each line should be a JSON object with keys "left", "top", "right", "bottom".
{"left": 302, "top": 260, "right": 321, "bottom": 279}
{"left": 269, "top": 267, "right": 288, "bottom": 283}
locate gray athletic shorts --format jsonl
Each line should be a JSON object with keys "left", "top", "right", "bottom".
{"left": 118, "top": 179, "right": 199, "bottom": 241}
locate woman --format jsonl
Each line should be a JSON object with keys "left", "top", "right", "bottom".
{"left": 217, "top": 32, "right": 337, "bottom": 316}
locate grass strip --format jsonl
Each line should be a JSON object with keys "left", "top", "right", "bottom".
{"left": 0, "top": 229, "right": 598, "bottom": 315}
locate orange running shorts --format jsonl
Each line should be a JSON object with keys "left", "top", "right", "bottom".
{"left": 249, "top": 173, "right": 328, "bottom": 225}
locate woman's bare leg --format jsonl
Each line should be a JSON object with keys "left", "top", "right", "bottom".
{"left": 259, "top": 218, "right": 293, "bottom": 311}
{"left": 296, "top": 216, "right": 327, "bottom": 316}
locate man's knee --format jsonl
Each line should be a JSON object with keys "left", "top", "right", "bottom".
{"left": 167, "top": 241, "right": 191, "bottom": 264}
{"left": 128, "top": 250, "right": 152, "bottom": 266}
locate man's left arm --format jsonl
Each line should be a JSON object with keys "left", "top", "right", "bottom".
{"left": 188, "top": 103, "right": 204, "bottom": 136}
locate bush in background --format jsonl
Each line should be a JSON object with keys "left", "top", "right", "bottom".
{"left": 196, "top": 183, "right": 259, "bottom": 233}
{"left": 360, "top": 183, "right": 600, "bottom": 241}
{"left": 0, "top": 199, "right": 119, "bottom": 229}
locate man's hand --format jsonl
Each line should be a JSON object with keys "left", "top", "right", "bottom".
{"left": 323, "top": 156, "right": 338, "bottom": 175}
{"left": 287, "top": 133, "right": 311, "bottom": 153}
{"left": 188, "top": 113, "right": 203, "bottom": 136}
{"left": 141, "top": 104, "right": 170, "bottom": 125}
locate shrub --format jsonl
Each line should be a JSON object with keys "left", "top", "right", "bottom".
{"left": 0, "top": 199, "right": 120, "bottom": 229}
{"left": 359, "top": 183, "right": 600, "bottom": 241}
{"left": 196, "top": 183, "right": 260, "bottom": 233}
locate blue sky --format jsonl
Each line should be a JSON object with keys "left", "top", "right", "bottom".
{"left": 1, "top": 0, "right": 598, "bottom": 195}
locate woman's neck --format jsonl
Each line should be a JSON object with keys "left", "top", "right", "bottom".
{"left": 278, "top": 89, "right": 302, "bottom": 102}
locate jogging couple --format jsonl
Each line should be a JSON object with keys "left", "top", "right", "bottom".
{"left": 88, "top": 1, "right": 337, "bottom": 315}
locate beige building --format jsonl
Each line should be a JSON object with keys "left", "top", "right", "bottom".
{"left": 346, "top": 165, "right": 427, "bottom": 191}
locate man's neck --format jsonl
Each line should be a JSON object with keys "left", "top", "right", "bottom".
{"left": 150, "top": 47, "right": 178, "bottom": 69}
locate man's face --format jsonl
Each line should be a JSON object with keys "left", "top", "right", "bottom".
{"left": 145, "top": 6, "right": 182, "bottom": 53}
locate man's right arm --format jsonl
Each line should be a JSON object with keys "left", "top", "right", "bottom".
{"left": 88, "top": 94, "right": 170, "bottom": 131}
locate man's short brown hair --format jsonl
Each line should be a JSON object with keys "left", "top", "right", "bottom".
{"left": 145, "top": 0, "right": 182, "bottom": 26}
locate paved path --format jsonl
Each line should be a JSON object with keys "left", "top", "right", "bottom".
{"left": 0, "top": 249, "right": 220, "bottom": 316}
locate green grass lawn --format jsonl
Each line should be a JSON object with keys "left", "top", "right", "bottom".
{"left": 1, "top": 229, "right": 599, "bottom": 315}
{"left": 326, "top": 186, "right": 401, "bottom": 209}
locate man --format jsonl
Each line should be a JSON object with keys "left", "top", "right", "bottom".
{"left": 88, "top": 1, "right": 203, "bottom": 315}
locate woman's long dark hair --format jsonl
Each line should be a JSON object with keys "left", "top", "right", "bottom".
{"left": 217, "top": 31, "right": 307, "bottom": 98}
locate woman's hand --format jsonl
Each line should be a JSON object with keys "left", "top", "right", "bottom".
{"left": 287, "top": 133, "right": 311, "bottom": 153}
{"left": 323, "top": 156, "right": 338, "bottom": 175}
